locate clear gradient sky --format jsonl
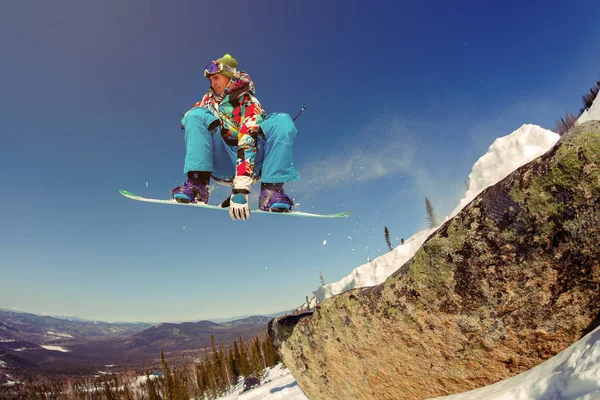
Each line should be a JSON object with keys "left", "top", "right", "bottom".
{"left": 1, "top": 0, "right": 599, "bottom": 322}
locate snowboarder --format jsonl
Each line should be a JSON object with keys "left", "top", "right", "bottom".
{"left": 171, "top": 54, "right": 300, "bottom": 220}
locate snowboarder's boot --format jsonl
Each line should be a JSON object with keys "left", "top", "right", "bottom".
{"left": 171, "top": 178, "right": 209, "bottom": 204}
{"left": 259, "top": 183, "right": 293, "bottom": 212}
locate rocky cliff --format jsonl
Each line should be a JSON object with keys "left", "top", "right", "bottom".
{"left": 269, "top": 121, "right": 600, "bottom": 400}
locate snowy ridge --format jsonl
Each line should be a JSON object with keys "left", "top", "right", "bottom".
{"left": 576, "top": 88, "right": 600, "bottom": 125}
{"left": 450, "top": 124, "right": 559, "bottom": 218}
{"left": 314, "top": 124, "right": 559, "bottom": 302}
{"left": 313, "top": 228, "right": 435, "bottom": 302}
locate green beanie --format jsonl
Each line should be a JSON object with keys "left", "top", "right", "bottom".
{"left": 215, "top": 53, "right": 238, "bottom": 79}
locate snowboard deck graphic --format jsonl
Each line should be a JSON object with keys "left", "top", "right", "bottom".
{"left": 119, "top": 190, "right": 351, "bottom": 219}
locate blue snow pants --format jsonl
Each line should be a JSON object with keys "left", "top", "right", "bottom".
{"left": 181, "top": 107, "right": 300, "bottom": 184}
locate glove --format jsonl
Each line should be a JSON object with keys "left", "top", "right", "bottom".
{"left": 229, "top": 190, "right": 250, "bottom": 220}
{"left": 229, "top": 175, "right": 253, "bottom": 221}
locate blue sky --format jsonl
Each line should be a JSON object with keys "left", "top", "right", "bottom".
{"left": 1, "top": 0, "right": 599, "bottom": 322}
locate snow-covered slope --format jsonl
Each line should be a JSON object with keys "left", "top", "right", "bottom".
{"left": 576, "top": 88, "right": 600, "bottom": 125}
{"left": 434, "top": 324, "right": 600, "bottom": 400}
{"left": 217, "top": 364, "right": 306, "bottom": 400}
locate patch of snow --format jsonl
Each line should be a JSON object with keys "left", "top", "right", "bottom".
{"left": 46, "top": 331, "right": 74, "bottom": 339}
{"left": 314, "top": 228, "right": 435, "bottom": 302}
{"left": 576, "top": 89, "right": 600, "bottom": 125}
{"left": 216, "top": 364, "right": 307, "bottom": 400}
{"left": 40, "top": 345, "right": 70, "bottom": 352}
{"left": 450, "top": 124, "right": 559, "bottom": 218}
{"left": 3, "top": 374, "right": 20, "bottom": 387}
{"left": 434, "top": 325, "right": 600, "bottom": 399}
{"left": 0, "top": 339, "right": 15, "bottom": 343}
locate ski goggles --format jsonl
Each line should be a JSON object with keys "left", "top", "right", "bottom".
{"left": 204, "top": 60, "right": 237, "bottom": 77}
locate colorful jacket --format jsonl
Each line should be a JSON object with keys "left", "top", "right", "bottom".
{"left": 190, "top": 71, "right": 266, "bottom": 181}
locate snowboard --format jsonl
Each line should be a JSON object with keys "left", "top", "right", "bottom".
{"left": 119, "top": 189, "right": 351, "bottom": 219}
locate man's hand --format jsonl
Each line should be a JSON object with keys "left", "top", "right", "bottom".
{"left": 228, "top": 175, "right": 253, "bottom": 221}
{"left": 229, "top": 190, "right": 250, "bottom": 220}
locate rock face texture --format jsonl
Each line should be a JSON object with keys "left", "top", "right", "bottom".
{"left": 269, "top": 121, "right": 600, "bottom": 400}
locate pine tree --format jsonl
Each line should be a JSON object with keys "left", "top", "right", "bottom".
{"left": 384, "top": 226, "right": 393, "bottom": 251}
{"left": 194, "top": 362, "right": 207, "bottom": 399}
{"left": 262, "top": 333, "right": 280, "bottom": 367}
{"left": 161, "top": 350, "right": 174, "bottom": 400}
{"left": 203, "top": 350, "right": 218, "bottom": 398}
{"left": 171, "top": 366, "right": 189, "bottom": 400}
{"left": 233, "top": 339, "right": 241, "bottom": 376}
{"left": 238, "top": 336, "right": 251, "bottom": 377}
{"left": 145, "top": 371, "right": 161, "bottom": 400}
{"left": 210, "top": 334, "right": 219, "bottom": 363}
{"left": 102, "top": 377, "right": 116, "bottom": 400}
{"left": 210, "top": 334, "right": 225, "bottom": 391}
{"left": 425, "top": 196, "right": 439, "bottom": 228}
{"left": 250, "top": 337, "right": 265, "bottom": 376}
{"left": 219, "top": 343, "right": 232, "bottom": 389}
{"left": 556, "top": 112, "right": 578, "bottom": 136}
{"left": 122, "top": 381, "right": 133, "bottom": 400}
{"left": 227, "top": 346, "right": 239, "bottom": 382}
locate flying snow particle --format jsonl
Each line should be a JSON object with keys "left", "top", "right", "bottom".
{"left": 146, "top": 181, "right": 149, "bottom": 187}
{"left": 322, "top": 240, "right": 327, "bottom": 246}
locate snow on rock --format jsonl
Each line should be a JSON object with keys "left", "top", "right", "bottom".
{"left": 577, "top": 90, "right": 600, "bottom": 125}
{"left": 313, "top": 228, "right": 436, "bottom": 302}
{"left": 451, "top": 124, "right": 559, "bottom": 218}
{"left": 314, "top": 124, "right": 559, "bottom": 302}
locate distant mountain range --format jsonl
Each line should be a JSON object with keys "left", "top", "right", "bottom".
{"left": 0, "top": 309, "right": 152, "bottom": 338}
{"left": 0, "top": 309, "right": 279, "bottom": 381}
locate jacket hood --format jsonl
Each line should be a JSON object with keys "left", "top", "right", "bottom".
{"left": 222, "top": 71, "right": 255, "bottom": 99}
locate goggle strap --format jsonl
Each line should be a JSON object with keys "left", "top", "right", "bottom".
{"left": 204, "top": 61, "right": 237, "bottom": 77}
{"left": 218, "top": 63, "right": 237, "bottom": 73}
